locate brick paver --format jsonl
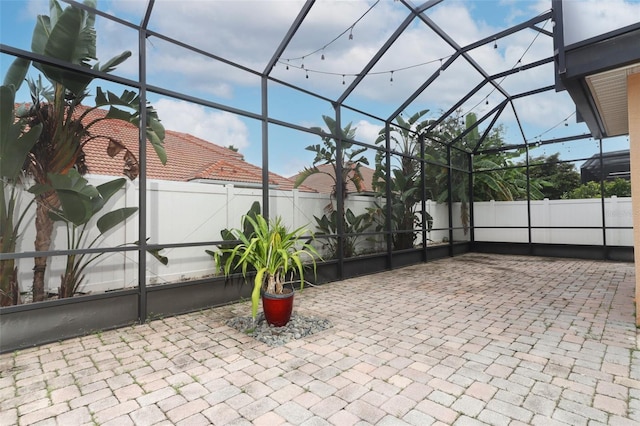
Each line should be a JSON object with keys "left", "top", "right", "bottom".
{"left": 0, "top": 254, "right": 637, "bottom": 425}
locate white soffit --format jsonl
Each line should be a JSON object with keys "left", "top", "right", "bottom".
{"left": 586, "top": 64, "right": 640, "bottom": 137}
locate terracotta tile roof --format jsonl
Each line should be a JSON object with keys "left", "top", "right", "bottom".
{"left": 292, "top": 163, "right": 376, "bottom": 194}
{"left": 69, "top": 106, "right": 311, "bottom": 191}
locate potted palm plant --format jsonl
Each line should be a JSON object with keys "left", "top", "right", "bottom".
{"left": 216, "top": 214, "right": 320, "bottom": 327}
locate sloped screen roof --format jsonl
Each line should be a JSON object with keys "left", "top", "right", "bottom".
{"left": 3, "top": 0, "right": 636, "bottom": 157}
{"left": 134, "top": 0, "right": 597, "bottom": 152}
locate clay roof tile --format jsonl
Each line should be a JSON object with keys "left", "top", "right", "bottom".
{"left": 64, "top": 106, "right": 312, "bottom": 191}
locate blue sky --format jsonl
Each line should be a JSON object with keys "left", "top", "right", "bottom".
{"left": 1, "top": 0, "right": 637, "bottom": 176}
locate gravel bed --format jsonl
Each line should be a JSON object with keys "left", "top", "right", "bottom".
{"left": 226, "top": 313, "right": 332, "bottom": 346}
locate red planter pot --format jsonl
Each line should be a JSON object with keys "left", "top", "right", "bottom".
{"left": 261, "top": 284, "right": 294, "bottom": 327}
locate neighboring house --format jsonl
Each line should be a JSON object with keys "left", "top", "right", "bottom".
{"left": 580, "top": 149, "right": 630, "bottom": 183}
{"left": 75, "top": 107, "right": 310, "bottom": 191}
{"left": 292, "top": 163, "right": 376, "bottom": 195}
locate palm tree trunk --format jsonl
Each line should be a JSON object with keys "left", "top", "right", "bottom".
{"left": 461, "top": 200, "right": 469, "bottom": 236}
{"left": 0, "top": 261, "right": 18, "bottom": 306}
{"left": 32, "top": 195, "right": 55, "bottom": 302}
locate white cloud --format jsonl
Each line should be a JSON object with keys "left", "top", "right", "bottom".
{"left": 280, "top": 157, "right": 310, "bottom": 178}
{"left": 154, "top": 99, "right": 251, "bottom": 150}
{"left": 124, "top": 0, "right": 308, "bottom": 71}
{"left": 354, "top": 120, "right": 382, "bottom": 145}
{"left": 563, "top": 0, "right": 640, "bottom": 45}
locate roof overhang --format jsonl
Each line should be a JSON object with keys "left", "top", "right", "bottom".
{"left": 553, "top": 0, "right": 640, "bottom": 138}
{"left": 584, "top": 63, "right": 640, "bottom": 137}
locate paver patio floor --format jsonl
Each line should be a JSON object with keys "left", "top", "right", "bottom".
{"left": 1, "top": 253, "right": 638, "bottom": 425}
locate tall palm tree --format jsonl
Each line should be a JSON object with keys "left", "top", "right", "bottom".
{"left": 371, "top": 110, "right": 433, "bottom": 250}
{"left": 0, "top": 67, "right": 42, "bottom": 305}
{"left": 12, "top": 0, "right": 167, "bottom": 301}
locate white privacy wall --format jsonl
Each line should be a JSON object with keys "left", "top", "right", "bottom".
{"left": 473, "top": 197, "right": 634, "bottom": 245}
{"left": 11, "top": 177, "right": 633, "bottom": 296}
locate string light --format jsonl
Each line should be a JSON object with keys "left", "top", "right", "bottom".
{"left": 280, "top": 6, "right": 552, "bottom": 89}
{"left": 280, "top": 1, "right": 379, "bottom": 63}
{"left": 456, "top": 13, "right": 552, "bottom": 120}
{"left": 278, "top": 54, "right": 454, "bottom": 83}
{"left": 530, "top": 111, "right": 576, "bottom": 140}
{"left": 277, "top": 3, "right": 554, "bottom": 127}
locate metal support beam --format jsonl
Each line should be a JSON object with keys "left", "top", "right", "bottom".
{"left": 468, "top": 152, "right": 475, "bottom": 244}
{"left": 525, "top": 142, "right": 532, "bottom": 251}
{"left": 418, "top": 15, "right": 510, "bottom": 100}
{"left": 447, "top": 145, "right": 454, "bottom": 256}
{"left": 420, "top": 133, "right": 427, "bottom": 262}
{"left": 472, "top": 103, "right": 507, "bottom": 153}
{"left": 261, "top": 77, "right": 270, "bottom": 219}
{"left": 385, "top": 122, "right": 393, "bottom": 268}
{"left": 447, "top": 100, "right": 509, "bottom": 147}
{"left": 599, "top": 139, "right": 607, "bottom": 258}
{"left": 335, "top": 107, "right": 345, "bottom": 279}
{"left": 137, "top": 0, "right": 154, "bottom": 324}
{"left": 338, "top": 6, "right": 423, "bottom": 105}
{"left": 264, "top": 0, "right": 316, "bottom": 75}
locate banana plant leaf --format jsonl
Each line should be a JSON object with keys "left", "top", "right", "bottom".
{"left": 31, "top": 170, "right": 128, "bottom": 227}
{"left": 2, "top": 58, "right": 30, "bottom": 90}
{"left": 0, "top": 85, "right": 43, "bottom": 179}
{"left": 95, "top": 88, "right": 167, "bottom": 165}
{"left": 32, "top": 4, "right": 94, "bottom": 96}
{"left": 97, "top": 207, "right": 137, "bottom": 234}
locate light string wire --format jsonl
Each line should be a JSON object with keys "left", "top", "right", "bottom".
{"left": 277, "top": 7, "right": 552, "bottom": 93}
{"left": 464, "top": 10, "right": 552, "bottom": 116}
{"left": 529, "top": 111, "right": 577, "bottom": 143}
{"left": 279, "top": 0, "right": 381, "bottom": 63}
{"left": 281, "top": 54, "right": 454, "bottom": 79}
{"left": 278, "top": 6, "right": 572, "bottom": 142}
{"left": 277, "top": 0, "right": 453, "bottom": 79}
